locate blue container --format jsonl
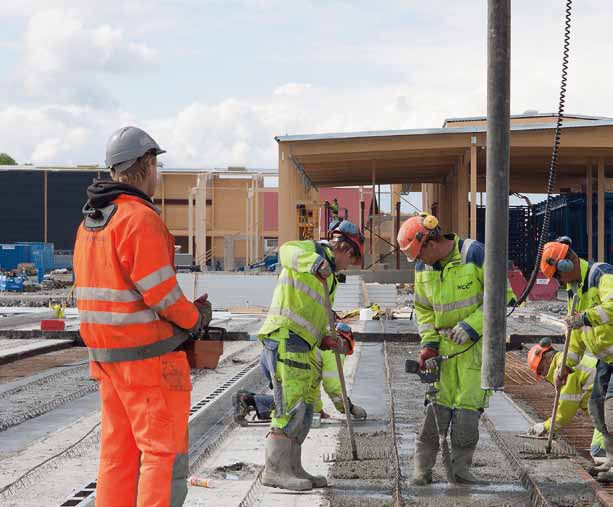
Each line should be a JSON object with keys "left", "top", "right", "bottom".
{"left": 0, "top": 274, "right": 24, "bottom": 292}
{"left": 0, "top": 243, "right": 30, "bottom": 270}
{"left": 15, "top": 242, "right": 55, "bottom": 282}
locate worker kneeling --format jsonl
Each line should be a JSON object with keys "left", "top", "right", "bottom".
{"left": 398, "top": 213, "right": 515, "bottom": 485}
{"left": 257, "top": 220, "right": 364, "bottom": 491}
{"left": 526, "top": 338, "right": 603, "bottom": 459}
{"left": 233, "top": 346, "right": 368, "bottom": 425}
{"left": 541, "top": 238, "right": 613, "bottom": 482}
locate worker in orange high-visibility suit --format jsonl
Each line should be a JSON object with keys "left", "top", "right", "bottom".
{"left": 74, "top": 126, "right": 212, "bottom": 507}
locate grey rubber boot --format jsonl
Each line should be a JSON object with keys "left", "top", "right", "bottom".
{"left": 412, "top": 403, "right": 452, "bottom": 486}
{"left": 595, "top": 398, "right": 613, "bottom": 482}
{"left": 450, "top": 409, "right": 481, "bottom": 484}
{"left": 262, "top": 432, "right": 312, "bottom": 491}
{"left": 589, "top": 398, "right": 613, "bottom": 475}
{"left": 291, "top": 441, "right": 328, "bottom": 488}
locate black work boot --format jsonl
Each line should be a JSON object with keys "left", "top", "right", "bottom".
{"left": 232, "top": 390, "right": 255, "bottom": 426}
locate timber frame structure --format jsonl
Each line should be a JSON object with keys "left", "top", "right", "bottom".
{"left": 276, "top": 113, "right": 613, "bottom": 263}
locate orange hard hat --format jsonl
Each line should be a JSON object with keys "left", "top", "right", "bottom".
{"left": 527, "top": 337, "right": 554, "bottom": 378}
{"left": 397, "top": 213, "right": 439, "bottom": 261}
{"left": 540, "top": 239, "right": 570, "bottom": 279}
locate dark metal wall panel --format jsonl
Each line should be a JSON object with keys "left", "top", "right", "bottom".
{"left": 47, "top": 172, "right": 102, "bottom": 250}
{"left": 0, "top": 171, "right": 44, "bottom": 243}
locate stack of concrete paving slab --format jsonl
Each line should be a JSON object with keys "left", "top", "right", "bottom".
{"left": 365, "top": 282, "right": 398, "bottom": 309}
{"left": 333, "top": 275, "right": 366, "bottom": 312}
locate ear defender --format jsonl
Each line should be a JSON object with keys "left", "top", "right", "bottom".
{"left": 557, "top": 258, "right": 574, "bottom": 273}
{"left": 422, "top": 214, "right": 439, "bottom": 230}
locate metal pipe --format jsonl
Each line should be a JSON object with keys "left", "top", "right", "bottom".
{"left": 482, "top": 0, "right": 510, "bottom": 390}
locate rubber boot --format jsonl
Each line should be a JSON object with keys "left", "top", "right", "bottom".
{"left": 411, "top": 440, "right": 437, "bottom": 486}
{"left": 450, "top": 409, "right": 481, "bottom": 484}
{"left": 596, "top": 398, "right": 613, "bottom": 482}
{"left": 591, "top": 434, "right": 613, "bottom": 477}
{"left": 451, "top": 445, "right": 477, "bottom": 483}
{"left": 262, "top": 432, "right": 312, "bottom": 491}
{"left": 291, "top": 440, "right": 328, "bottom": 488}
{"left": 411, "top": 404, "right": 451, "bottom": 486}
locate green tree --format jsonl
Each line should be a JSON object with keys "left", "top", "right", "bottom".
{"left": 0, "top": 153, "right": 17, "bottom": 165}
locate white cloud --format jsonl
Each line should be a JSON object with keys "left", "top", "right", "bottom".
{"left": 273, "top": 83, "right": 312, "bottom": 96}
{"left": 19, "top": 8, "right": 158, "bottom": 106}
{"left": 2, "top": 0, "right": 613, "bottom": 171}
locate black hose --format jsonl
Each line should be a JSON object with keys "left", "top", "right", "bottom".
{"left": 508, "top": 0, "right": 572, "bottom": 317}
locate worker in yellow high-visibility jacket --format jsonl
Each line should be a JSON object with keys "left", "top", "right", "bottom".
{"left": 397, "top": 213, "right": 515, "bottom": 485}
{"left": 527, "top": 338, "right": 603, "bottom": 458}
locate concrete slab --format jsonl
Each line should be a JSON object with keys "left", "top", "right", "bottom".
{"left": 0, "top": 309, "right": 56, "bottom": 330}
{"left": 0, "top": 338, "right": 73, "bottom": 365}
{"left": 178, "top": 272, "right": 278, "bottom": 310}
{"left": 183, "top": 343, "right": 362, "bottom": 506}
{"left": 349, "top": 343, "right": 388, "bottom": 421}
{"left": 485, "top": 392, "right": 531, "bottom": 433}
{"left": 365, "top": 283, "right": 398, "bottom": 309}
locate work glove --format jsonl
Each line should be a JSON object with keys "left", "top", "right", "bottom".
{"left": 418, "top": 347, "right": 439, "bottom": 371}
{"left": 320, "top": 335, "right": 352, "bottom": 355}
{"left": 564, "top": 312, "right": 588, "bottom": 330}
{"left": 449, "top": 323, "right": 472, "bottom": 345}
{"left": 350, "top": 402, "right": 367, "bottom": 420}
{"left": 554, "top": 364, "right": 573, "bottom": 389}
{"left": 315, "top": 259, "right": 332, "bottom": 281}
{"left": 194, "top": 293, "right": 213, "bottom": 328}
{"left": 527, "top": 422, "right": 547, "bottom": 436}
{"left": 335, "top": 322, "right": 355, "bottom": 355}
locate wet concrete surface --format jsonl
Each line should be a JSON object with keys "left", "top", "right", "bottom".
{"left": 327, "top": 342, "right": 534, "bottom": 507}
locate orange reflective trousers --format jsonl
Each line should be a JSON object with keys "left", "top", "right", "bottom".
{"left": 92, "top": 351, "right": 191, "bottom": 507}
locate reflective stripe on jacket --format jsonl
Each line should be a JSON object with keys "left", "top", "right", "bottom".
{"left": 544, "top": 352, "right": 596, "bottom": 430}
{"left": 566, "top": 259, "right": 613, "bottom": 367}
{"left": 311, "top": 348, "right": 345, "bottom": 412}
{"left": 414, "top": 235, "right": 515, "bottom": 351}
{"left": 258, "top": 240, "right": 337, "bottom": 348}
{"left": 74, "top": 194, "right": 199, "bottom": 362}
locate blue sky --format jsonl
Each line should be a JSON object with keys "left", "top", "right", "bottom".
{"left": 0, "top": 0, "right": 610, "bottom": 175}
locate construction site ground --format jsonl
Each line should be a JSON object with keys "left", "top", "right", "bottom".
{"left": 0, "top": 274, "right": 605, "bottom": 507}
{"left": 1, "top": 336, "right": 610, "bottom": 506}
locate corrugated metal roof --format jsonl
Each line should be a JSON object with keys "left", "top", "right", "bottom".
{"left": 443, "top": 112, "right": 612, "bottom": 126}
{"left": 275, "top": 118, "right": 613, "bottom": 143}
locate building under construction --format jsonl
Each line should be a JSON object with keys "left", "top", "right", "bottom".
{"left": 1, "top": 107, "right": 613, "bottom": 506}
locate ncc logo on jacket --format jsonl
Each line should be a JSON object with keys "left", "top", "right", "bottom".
{"left": 457, "top": 281, "right": 473, "bottom": 291}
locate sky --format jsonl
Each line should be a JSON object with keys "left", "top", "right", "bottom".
{"left": 0, "top": 0, "right": 610, "bottom": 173}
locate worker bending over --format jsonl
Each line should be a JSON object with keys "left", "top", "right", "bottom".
{"left": 543, "top": 237, "right": 613, "bottom": 482}
{"left": 233, "top": 345, "right": 367, "bottom": 424}
{"left": 74, "top": 127, "right": 211, "bottom": 507}
{"left": 397, "top": 213, "right": 514, "bottom": 485}
{"left": 257, "top": 220, "right": 365, "bottom": 491}
{"left": 526, "top": 338, "right": 603, "bottom": 459}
